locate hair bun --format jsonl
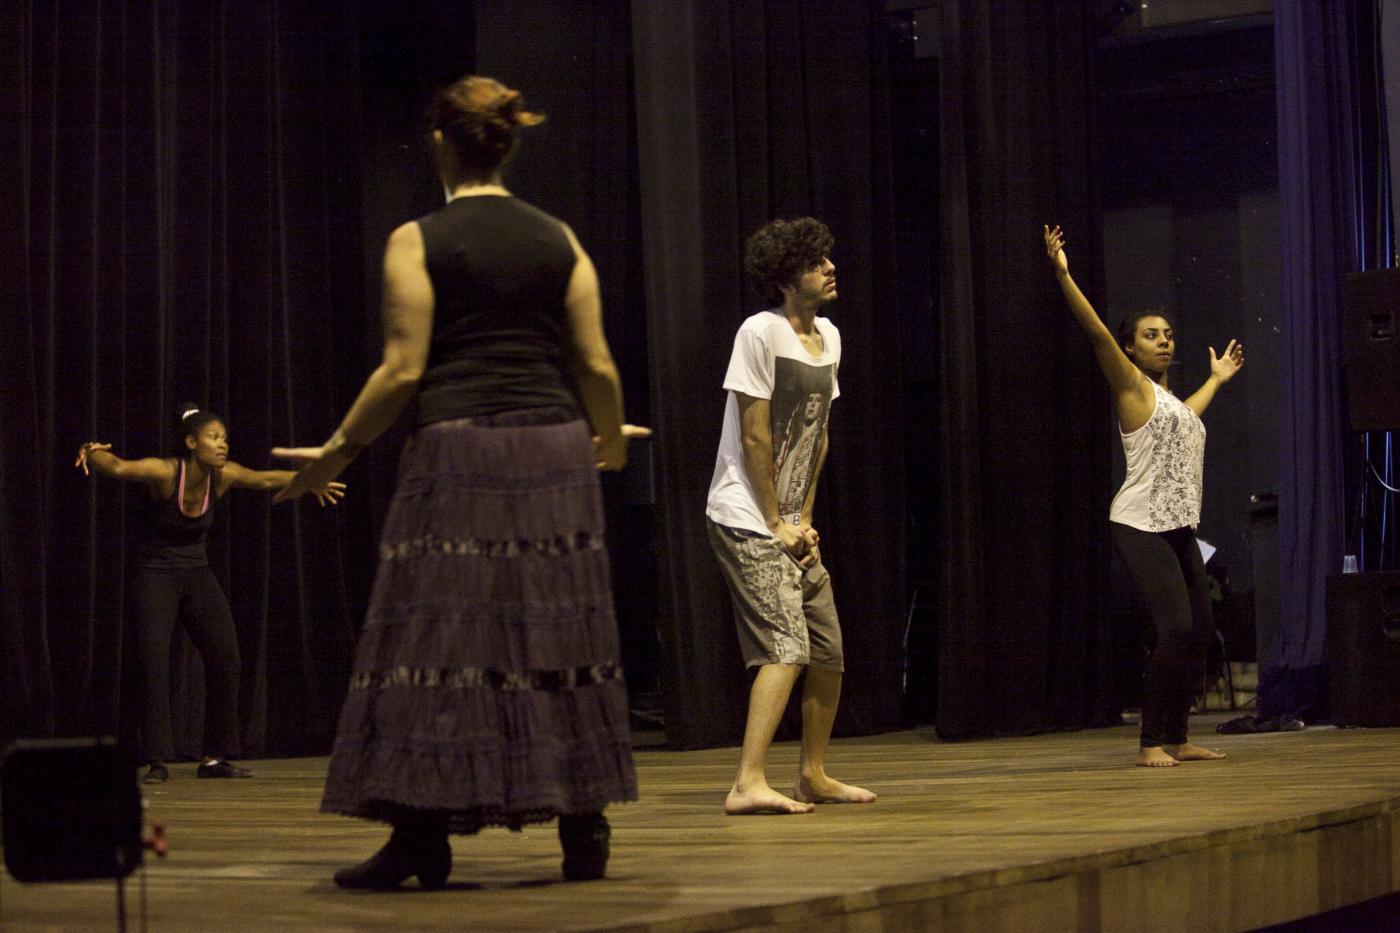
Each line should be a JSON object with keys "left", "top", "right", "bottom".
{"left": 428, "top": 75, "right": 544, "bottom": 175}
{"left": 494, "top": 91, "right": 544, "bottom": 128}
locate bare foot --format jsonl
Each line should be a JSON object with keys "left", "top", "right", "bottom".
{"left": 794, "top": 775, "right": 877, "bottom": 804}
{"left": 1165, "top": 742, "right": 1226, "bottom": 761}
{"left": 725, "top": 783, "right": 814, "bottom": 815}
{"left": 1136, "top": 746, "right": 1181, "bottom": 768}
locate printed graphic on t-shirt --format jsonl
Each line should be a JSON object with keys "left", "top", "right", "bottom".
{"left": 772, "top": 357, "right": 834, "bottom": 522}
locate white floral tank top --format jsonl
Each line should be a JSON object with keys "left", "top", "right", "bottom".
{"left": 1109, "top": 381, "right": 1205, "bottom": 532}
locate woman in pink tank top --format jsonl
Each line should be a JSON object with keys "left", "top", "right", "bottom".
{"left": 75, "top": 402, "right": 345, "bottom": 783}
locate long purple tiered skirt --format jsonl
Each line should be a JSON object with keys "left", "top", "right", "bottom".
{"left": 320, "top": 409, "right": 637, "bottom": 833}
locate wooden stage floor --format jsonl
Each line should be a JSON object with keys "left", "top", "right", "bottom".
{"left": 3, "top": 715, "right": 1398, "bottom": 932}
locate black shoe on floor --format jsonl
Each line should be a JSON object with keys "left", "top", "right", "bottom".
{"left": 141, "top": 764, "right": 169, "bottom": 785}
{"left": 559, "top": 812, "right": 610, "bottom": 881}
{"left": 196, "top": 759, "right": 253, "bottom": 779}
{"left": 334, "top": 827, "right": 451, "bottom": 890}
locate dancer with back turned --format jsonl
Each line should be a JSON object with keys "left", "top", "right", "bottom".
{"left": 275, "top": 76, "right": 648, "bottom": 888}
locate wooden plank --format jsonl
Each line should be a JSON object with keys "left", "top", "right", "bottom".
{"left": 1, "top": 717, "right": 1397, "bottom": 931}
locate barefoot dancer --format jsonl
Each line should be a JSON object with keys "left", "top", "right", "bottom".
{"left": 705, "top": 218, "right": 876, "bottom": 814}
{"left": 274, "top": 76, "right": 647, "bottom": 888}
{"left": 75, "top": 403, "right": 345, "bottom": 783}
{"left": 1044, "top": 225, "right": 1241, "bottom": 767}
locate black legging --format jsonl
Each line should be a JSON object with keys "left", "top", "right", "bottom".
{"left": 1110, "top": 522, "right": 1213, "bottom": 747}
{"left": 131, "top": 567, "right": 241, "bottom": 761}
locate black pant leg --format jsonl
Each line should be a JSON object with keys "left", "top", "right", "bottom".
{"left": 1110, "top": 523, "right": 1197, "bottom": 747}
{"left": 131, "top": 569, "right": 182, "bottom": 763}
{"left": 180, "top": 568, "right": 242, "bottom": 759}
{"left": 1166, "top": 529, "right": 1214, "bottom": 743}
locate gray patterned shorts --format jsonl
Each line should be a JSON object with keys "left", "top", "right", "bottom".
{"left": 705, "top": 518, "right": 844, "bottom": 671}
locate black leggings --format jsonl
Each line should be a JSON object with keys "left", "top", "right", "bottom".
{"left": 1110, "top": 522, "right": 1213, "bottom": 747}
{"left": 131, "top": 567, "right": 241, "bottom": 761}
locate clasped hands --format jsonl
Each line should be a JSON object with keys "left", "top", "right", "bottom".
{"left": 775, "top": 520, "right": 821, "bottom": 569}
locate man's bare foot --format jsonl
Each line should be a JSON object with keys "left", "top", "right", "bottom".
{"left": 794, "top": 775, "right": 877, "bottom": 804}
{"left": 725, "top": 783, "right": 815, "bottom": 815}
{"left": 1137, "top": 746, "right": 1181, "bottom": 768}
{"left": 1165, "top": 742, "right": 1226, "bottom": 761}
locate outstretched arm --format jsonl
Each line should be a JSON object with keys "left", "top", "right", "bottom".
{"left": 1044, "top": 226, "right": 1145, "bottom": 398}
{"left": 1182, "top": 340, "right": 1245, "bottom": 417}
{"left": 75, "top": 443, "right": 173, "bottom": 484}
{"left": 1044, "top": 225, "right": 1157, "bottom": 430}
{"left": 271, "top": 220, "right": 435, "bottom": 501}
{"left": 220, "top": 461, "right": 346, "bottom": 506}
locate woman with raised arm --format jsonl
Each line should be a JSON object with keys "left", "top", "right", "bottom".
{"left": 75, "top": 403, "right": 345, "bottom": 784}
{"left": 1044, "top": 225, "right": 1243, "bottom": 768}
{"left": 273, "top": 75, "right": 647, "bottom": 889}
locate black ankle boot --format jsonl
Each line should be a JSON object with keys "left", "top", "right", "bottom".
{"left": 558, "top": 812, "right": 610, "bottom": 881}
{"left": 334, "top": 825, "right": 451, "bottom": 890}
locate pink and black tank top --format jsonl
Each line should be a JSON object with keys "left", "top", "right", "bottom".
{"left": 135, "top": 459, "right": 215, "bottom": 569}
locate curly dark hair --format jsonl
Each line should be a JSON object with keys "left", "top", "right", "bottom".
{"left": 743, "top": 217, "right": 834, "bottom": 306}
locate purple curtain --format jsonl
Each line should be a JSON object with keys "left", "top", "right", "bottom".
{"left": 1266, "top": 0, "right": 1362, "bottom": 717}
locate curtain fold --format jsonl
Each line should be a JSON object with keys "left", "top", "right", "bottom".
{"left": 632, "top": 0, "right": 906, "bottom": 748}
{"left": 935, "top": 0, "right": 1118, "bottom": 739}
{"left": 1263, "top": 0, "right": 1366, "bottom": 718}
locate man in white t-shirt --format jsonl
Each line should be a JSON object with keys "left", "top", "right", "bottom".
{"left": 705, "top": 217, "right": 876, "bottom": 815}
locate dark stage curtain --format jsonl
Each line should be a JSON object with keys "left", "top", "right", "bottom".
{"left": 474, "top": 0, "right": 640, "bottom": 383}
{"left": 934, "top": 1, "right": 1119, "bottom": 739}
{"left": 1264, "top": 0, "right": 1380, "bottom": 718}
{"left": 353, "top": 0, "right": 477, "bottom": 542}
{"left": 631, "top": 0, "right": 907, "bottom": 747}
{"left": 1, "top": 0, "right": 372, "bottom": 757}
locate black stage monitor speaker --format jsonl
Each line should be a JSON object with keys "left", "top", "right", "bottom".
{"left": 1341, "top": 268, "right": 1400, "bottom": 431}
{"left": 1327, "top": 571, "right": 1400, "bottom": 727}
{"left": 1, "top": 737, "right": 142, "bottom": 882}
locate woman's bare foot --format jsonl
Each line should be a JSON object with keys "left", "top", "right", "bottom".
{"left": 794, "top": 775, "right": 877, "bottom": 804}
{"left": 1137, "top": 746, "right": 1181, "bottom": 768}
{"left": 725, "top": 782, "right": 815, "bottom": 815}
{"left": 1165, "top": 742, "right": 1226, "bottom": 761}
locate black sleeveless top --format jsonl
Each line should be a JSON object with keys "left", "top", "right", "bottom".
{"left": 135, "top": 461, "right": 215, "bottom": 570}
{"left": 414, "top": 196, "right": 581, "bottom": 425}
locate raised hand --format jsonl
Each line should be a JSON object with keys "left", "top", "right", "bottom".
{"left": 75, "top": 442, "right": 112, "bottom": 475}
{"left": 1044, "top": 224, "right": 1069, "bottom": 275}
{"left": 1208, "top": 339, "right": 1245, "bottom": 383}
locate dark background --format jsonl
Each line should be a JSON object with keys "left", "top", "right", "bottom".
{"left": 2, "top": 0, "right": 1392, "bottom": 756}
